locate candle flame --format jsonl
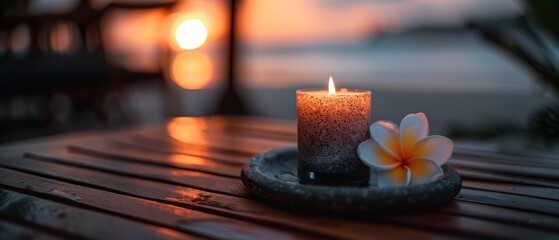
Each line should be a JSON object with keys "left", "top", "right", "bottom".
{"left": 328, "top": 76, "right": 336, "bottom": 95}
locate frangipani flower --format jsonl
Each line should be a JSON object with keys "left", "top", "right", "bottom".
{"left": 357, "top": 112, "right": 453, "bottom": 187}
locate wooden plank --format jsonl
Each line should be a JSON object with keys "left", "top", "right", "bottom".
{"left": 456, "top": 168, "right": 559, "bottom": 188}
{"left": 109, "top": 138, "right": 247, "bottom": 166}
{"left": 154, "top": 123, "right": 292, "bottom": 153}
{"left": 67, "top": 142, "right": 241, "bottom": 178}
{"left": 206, "top": 116, "right": 297, "bottom": 136}
{"left": 136, "top": 132, "right": 287, "bottom": 156}
{"left": 210, "top": 126, "right": 297, "bottom": 143}
{"left": 0, "top": 124, "right": 158, "bottom": 157}
{"left": 26, "top": 150, "right": 244, "bottom": 197}
{"left": 451, "top": 153, "right": 559, "bottom": 169}
{"left": 457, "top": 188, "right": 559, "bottom": 216}
{"left": 166, "top": 116, "right": 297, "bottom": 138}
{"left": 438, "top": 201, "right": 559, "bottom": 232}
{"left": 136, "top": 117, "right": 298, "bottom": 155}
{"left": 173, "top": 119, "right": 297, "bottom": 143}
{"left": 80, "top": 139, "right": 243, "bottom": 166}
{"left": 463, "top": 179, "right": 559, "bottom": 201}
{"left": 449, "top": 159, "right": 559, "bottom": 179}
{"left": 0, "top": 157, "right": 449, "bottom": 239}
{"left": 380, "top": 211, "right": 559, "bottom": 239}
{"left": 0, "top": 189, "right": 200, "bottom": 240}
{"left": 117, "top": 136, "right": 251, "bottom": 165}
{"left": 131, "top": 133, "right": 260, "bottom": 156}
{"left": 0, "top": 168, "right": 316, "bottom": 239}
{"left": 453, "top": 146, "right": 559, "bottom": 164}
{"left": 222, "top": 115, "right": 296, "bottom": 130}
{"left": 0, "top": 218, "right": 62, "bottom": 240}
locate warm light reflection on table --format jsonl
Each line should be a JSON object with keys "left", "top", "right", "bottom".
{"left": 166, "top": 117, "right": 208, "bottom": 142}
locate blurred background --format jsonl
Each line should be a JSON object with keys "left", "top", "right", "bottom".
{"left": 1, "top": 0, "right": 558, "bottom": 152}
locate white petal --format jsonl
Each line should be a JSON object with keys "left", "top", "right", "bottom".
{"left": 370, "top": 121, "right": 401, "bottom": 159}
{"left": 378, "top": 166, "right": 411, "bottom": 188}
{"left": 410, "top": 136, "right": 453, "bottom": 166}
{"left": 357, "top": 139, "right": 401, "bottom": 170}
{"left": 407, "top": 158, "right": 443, "bottom": 186}
{"left": 399, "top": 112, "right": 429, "bottom": 158}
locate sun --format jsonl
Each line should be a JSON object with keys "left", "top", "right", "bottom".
{"left": 175, "top": 19, "right": 207, "bottom": 50}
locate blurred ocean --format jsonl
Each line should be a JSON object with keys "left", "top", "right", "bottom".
{"left": 234, "top": 30, "right": 552, "bottom": 134}
{"left": 239, "top": 30, "right": 538, "bottom": 93}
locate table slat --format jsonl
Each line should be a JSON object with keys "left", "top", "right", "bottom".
{"left": 0, "top": 218, "right": 62, "bottom": 240}
{"left": 0, "top": 168, "right": 314, "bottom": 239}
{"left": 0, "top": 189, "right": 199, "bottom": 240}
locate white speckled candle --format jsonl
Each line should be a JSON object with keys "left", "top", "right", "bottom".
{"left": 297, "top": 86, "right": 371, "bottom": 186}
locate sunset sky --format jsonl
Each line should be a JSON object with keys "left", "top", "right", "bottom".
{"left": 25, "top": 0, "right": 530, "bottom": 91}
{"left": 31, "top": 0, "right": 525, "bottom": 47}
{"left": 238, "top": 0, "right": 524, "bottom": 46}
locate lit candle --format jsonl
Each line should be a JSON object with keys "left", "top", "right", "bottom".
{"left": 297, "top": 77, "right": 371, "bottom": 186}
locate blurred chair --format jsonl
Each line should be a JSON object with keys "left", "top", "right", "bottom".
{"left": 0, "top": 0, "right": 176, "bottom": 142}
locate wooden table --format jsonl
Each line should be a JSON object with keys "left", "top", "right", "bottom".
{"left": 1, "top": 116, "right": 558, "bottom": 239}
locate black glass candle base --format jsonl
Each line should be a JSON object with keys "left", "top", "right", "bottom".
{"left": 298, "top": 168, "right": 370, "bottom": 187}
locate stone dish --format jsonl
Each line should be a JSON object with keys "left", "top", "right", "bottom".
{"left": 241, "top": 147, "right": 462, "bottom": 213}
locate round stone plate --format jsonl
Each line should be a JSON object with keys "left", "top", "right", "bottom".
{"left": 241, "top": 147, "right": 462, "bottom": 213}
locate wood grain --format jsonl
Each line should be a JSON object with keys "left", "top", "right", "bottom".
{"left": 457, "top": 188, "right": 559, "bottom": 216}
{"left": 117, "top": 136, "right": 251, "bottom": 165}
{"left": 456, "top": 168, "right": 559, "bottom": 188}
{"left": 449, "top": 159, "right": 559, "bottom": 179}
{"left": 0, "top": 168, "right": 315, "bottom": 239}
{"left": 68, "top": 141, "right": 241, "bottom": 178}
{"left": 462, "top": 179, "right": 559, "bottom": 201}
{"left": 439, "top": 201, "right": 559, "bottom": 232}
{"left": 0, "top": 189, "right": 199, "bottom": 240}
{"left": 0, "top": 116, "right": 558, "bottom": 239}
{"left": 25, "top": 150, "right": 244, "bottom": 197}
{"left": 0, "top": 218, "right": 62, "bottom": 240}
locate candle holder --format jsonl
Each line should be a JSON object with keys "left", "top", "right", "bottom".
{"left": 296, "top": 89, "right": 371, "bottom": 186}
{"left": 240, "top": 147, "right": 462, "bottom": 214}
